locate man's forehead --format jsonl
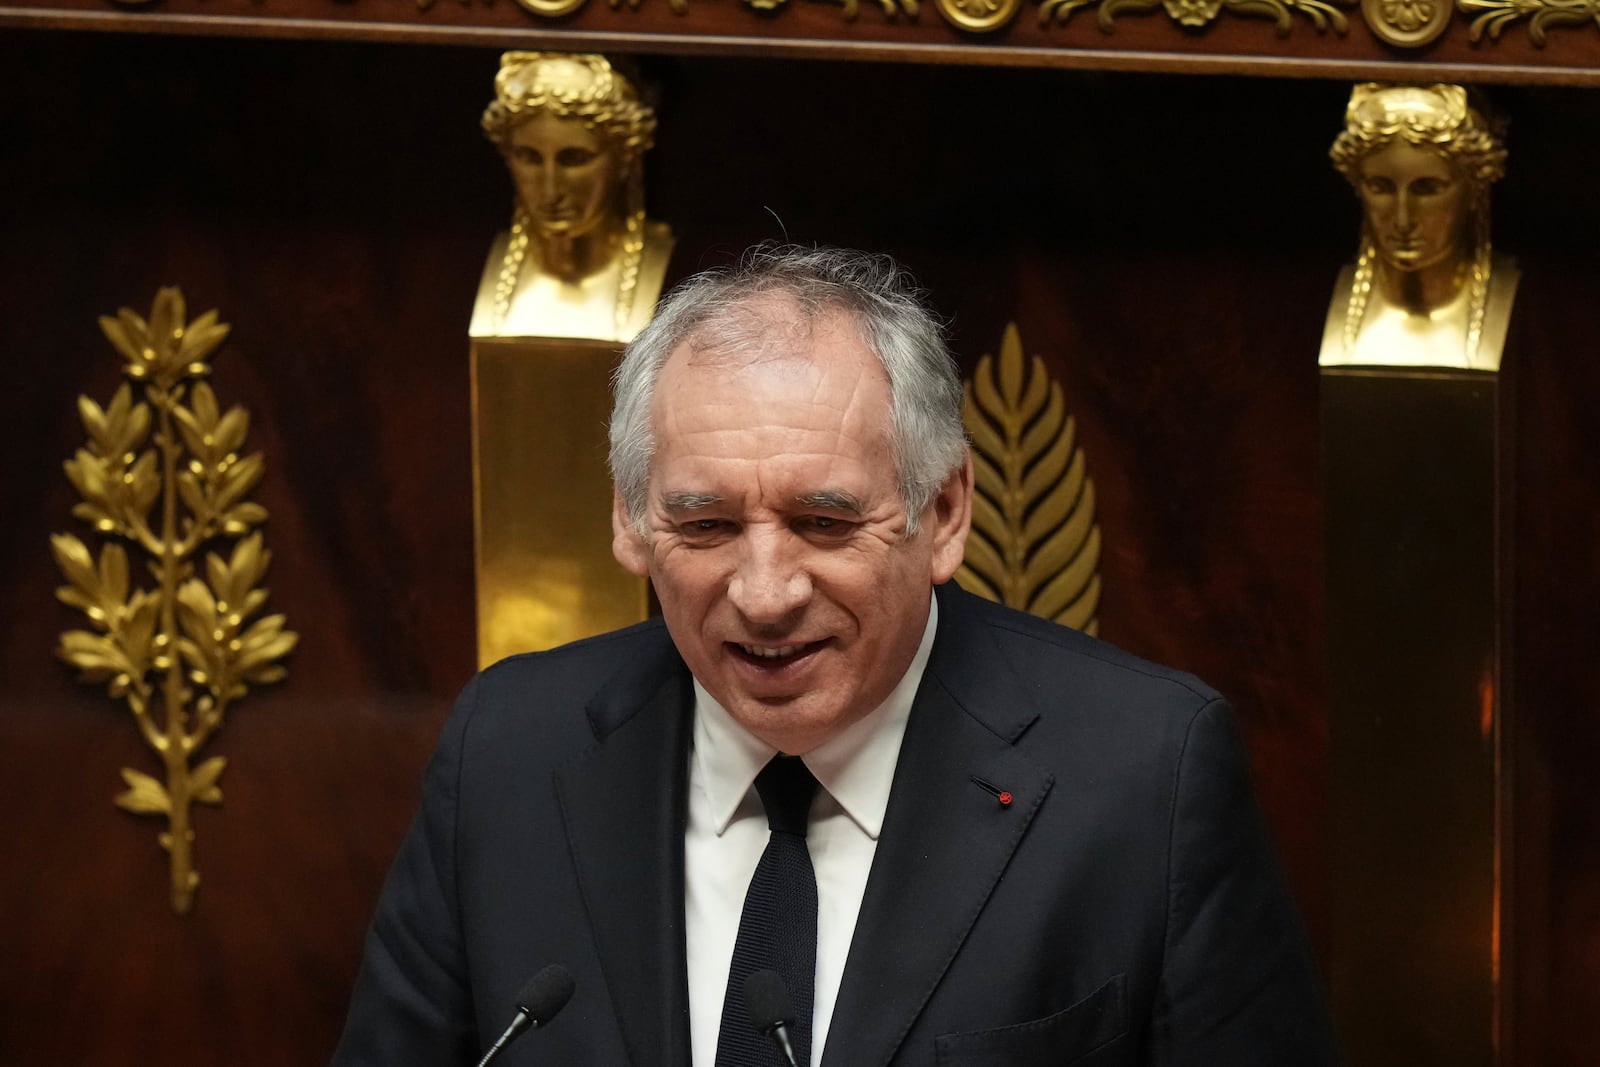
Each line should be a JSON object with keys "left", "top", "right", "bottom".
{"left": 675, "top": 294, "right": 867, "bottom": 370}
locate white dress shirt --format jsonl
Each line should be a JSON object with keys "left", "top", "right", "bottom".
{"left": 684, "top": 595, "right": 939, "bottom": 1067}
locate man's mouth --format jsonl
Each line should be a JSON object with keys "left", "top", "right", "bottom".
{"left": 730, "top": 640, "right": 827, "bottom": 667}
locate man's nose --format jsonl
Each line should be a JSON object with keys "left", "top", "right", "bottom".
{"left": 727, "top": 531, "right": 812, "bottom": 625}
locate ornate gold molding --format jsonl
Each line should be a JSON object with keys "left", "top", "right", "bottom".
{"left": 420, "top": 0, "right": 1348, "bottom": 30}
{"left": 1040, "top": 0, "right": 1349, "bottom": 34}
{"left": 138, "top": 0, "right": 1600, "bottom": 44}
{"left": 1459, "top": 0, "right": 1600, "bottom": 44}
{"left": 957, "top": 323, "right": 1101, "bottom": 635}
{"left": 51, "top": 288, "right": 296, "bottom": 916}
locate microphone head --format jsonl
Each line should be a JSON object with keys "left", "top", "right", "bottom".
{"left": 743, "top": 969, "right": 795, "bottom": 1035}
{"left": 515, "top": 964, "right": 576, "bottom": 1026}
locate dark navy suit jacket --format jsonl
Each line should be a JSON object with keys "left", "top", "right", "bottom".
{"left": 334, "top": 581, "right": 1335, "bottom": 1065}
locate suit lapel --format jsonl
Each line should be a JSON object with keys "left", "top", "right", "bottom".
{"left": 823, "top": 585, "right": 1054, "bottom": 1067}
{"left": 555, "top": 638, "right": 694, "bottom": 1067}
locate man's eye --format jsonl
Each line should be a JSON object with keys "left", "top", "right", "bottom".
{"left": 679, "top": 519, "right": 729, "bottom": 540}
{"left": 800, "top": 516, "right": 851, "bottom": 536}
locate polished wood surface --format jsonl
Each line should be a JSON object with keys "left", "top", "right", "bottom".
{"left": 0, "top": 30, "right": 1597, "bottom": 1063}
{"left": 1323, "top": 371, "right": 1501, "bottom": 1066}
{"left": 4, "top": 0, "right": 1600, "bottom": 86}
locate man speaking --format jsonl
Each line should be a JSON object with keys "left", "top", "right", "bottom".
{"left": 334, "top": 246, "right": 1335, "bottom": 1065}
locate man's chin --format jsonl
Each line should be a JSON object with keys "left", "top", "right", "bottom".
{"left": 724, "top": 698, "right": 849, "bottom": 755}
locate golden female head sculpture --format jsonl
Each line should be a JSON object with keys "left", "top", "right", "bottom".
{"left": 481, "top": 52, "right": 657, "bottom": 172}
{"left": 1328, "top": 84, "right": 1508, "bottom": 365}
{"left": 481, "top": 53, "right": 659, "bottom": 332}
{"left": 1330, "top": 84, "right": 1505, "bottom": 192}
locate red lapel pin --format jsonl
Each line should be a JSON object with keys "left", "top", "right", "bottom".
{"left": 970, "top": 775, "right": 1013, "bottom": 807}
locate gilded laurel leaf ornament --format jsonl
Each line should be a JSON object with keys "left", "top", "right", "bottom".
{"left": 957, "top": 323, "right": 1101, "bottom": 635}
{"left": 1039, "top": 0, "right": 1349, "bottom": 33}
{"left": 52, "top": 288, "right": 296, "bottom": 916}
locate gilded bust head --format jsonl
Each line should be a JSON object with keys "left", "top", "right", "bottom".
{"left": 481, "top": 53, "right": 657, "bottom": 243}
{"left": 1329, "top": 84, "right": 1505, "bottom": 277}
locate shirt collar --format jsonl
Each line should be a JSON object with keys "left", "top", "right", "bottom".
{"left": 691, "top": 592, "right": 939, "bottom": 839}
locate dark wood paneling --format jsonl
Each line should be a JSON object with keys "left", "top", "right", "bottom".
{"left": 0, "top": 29, "right": 1596, "bottom": 1064}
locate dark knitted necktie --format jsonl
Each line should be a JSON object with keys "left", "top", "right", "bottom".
{"left": 714, "top": 755, "right": 821, "bottom": 1067}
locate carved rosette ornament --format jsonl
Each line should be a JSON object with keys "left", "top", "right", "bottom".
{"left": 51, "top": 288, "right": 296, "bottom": 916}
{"left": 514, "top": 0, "right": 589, "bottom": 15}
{"left": 1362, "top": 0, "right": 1452, "bottom": 45}
{"left": 957, "top": 324, "right": 1102, "bottom": 635}
{"left": 936, "top": 0, "right": 1024, "bottom": 31}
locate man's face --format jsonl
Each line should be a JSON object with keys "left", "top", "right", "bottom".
{"left": 612, "top": 306, "right": 971, "bottom": 755}
{"left": 1357, "top": 140, "right": 1470, "bottom": 275}
{"left": 507, "top": 113, "right": 620, "bottom": 241}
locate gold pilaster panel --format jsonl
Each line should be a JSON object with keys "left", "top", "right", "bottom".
{"left": 472, "top": 337, "right": 648, "bottom": 668}
{"left": 1324, "top": 368, "right": 1507, "bottom": 1066}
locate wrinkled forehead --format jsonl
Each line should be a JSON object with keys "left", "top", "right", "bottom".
{"left": 649, "top": 295, "right": 891, "bottom": 439}
{"left": 679, "top": 292, "right": 870, "bottom": 369}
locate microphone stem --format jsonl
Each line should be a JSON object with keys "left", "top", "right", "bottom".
{"left": 768, "top": 1022, "right": 800, "bottom": 1067}
{"left": 475, "top": 1010, "right": 531, "bottom": 1067}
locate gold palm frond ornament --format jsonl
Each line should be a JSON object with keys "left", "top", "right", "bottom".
{"left": 958, "top": 323, "right": 1101, "bottom": 634}
{"left": 50, "top": 288, "right": 296, "bottom": 915}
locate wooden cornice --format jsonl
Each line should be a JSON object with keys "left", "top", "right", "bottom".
{"left": 3, "top": 0, "right": 1598, "bottom": 84}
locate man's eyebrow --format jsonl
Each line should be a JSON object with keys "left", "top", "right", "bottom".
{"left": 660, "top": 490, "right": 722, "bottom": 512}
{"left": 796, "top": 490, "right": 864, "bottom": 514}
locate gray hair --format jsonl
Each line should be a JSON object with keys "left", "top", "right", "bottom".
{"left": 608, "top": 244, "right": 966, "bottom": 537}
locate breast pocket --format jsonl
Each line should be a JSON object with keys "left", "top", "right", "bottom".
{"left": 933, "top": 974, "right": 1128, "bottom": 1067}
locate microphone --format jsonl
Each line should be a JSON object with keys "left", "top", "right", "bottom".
{"left": 474, "top": 963, "right": 576, "bottom": 1067}
{"left": 743, "top": 969, "right": 801, "bottom": 1067}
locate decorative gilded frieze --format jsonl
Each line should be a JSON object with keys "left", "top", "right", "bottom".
{"left": 957, "top": 323, "right": 1101, "bottom": 635}
{"left": 84, "top": 0, "right": 1600, "bottom": 46}
{"left": 394, "top": 0, "right": 1600, "bottom": 41}
{"left": 51, "top": 288, "right": 295, "bottom": 915}
{"left": 1040, "top": 0, "right": 1350, "bottom": 35}
{"left": 418, "top": 0, "right": 1347, "bottom": 31}
{"left": 1459, "top": 0, "right": 1600, "bottom": 45}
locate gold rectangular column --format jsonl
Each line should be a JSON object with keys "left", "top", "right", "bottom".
{"left": 1324, "top": 368, "right": 1509, "bottom": 1066}
{"left": 471, "top": 338, "right": 649, "bottom": 669}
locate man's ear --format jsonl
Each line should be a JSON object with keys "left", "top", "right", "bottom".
{"left": 612, "top": 488, "right": 651, "bottom": 577}
{"left": 927, "top": 453, "right": 973, "bottom": 584}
